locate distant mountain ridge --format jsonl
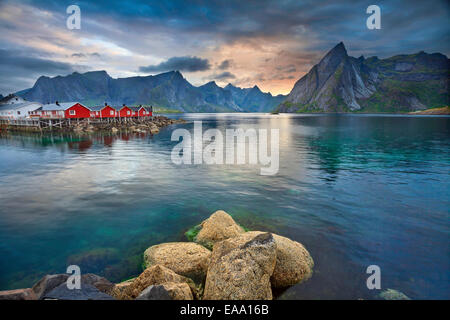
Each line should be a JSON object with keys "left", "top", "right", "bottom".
{"left": 18, "top": 70, "right": 284, "bottom": 112}
{"left": 277, "top": 42, "right": 449, "bottom": 113}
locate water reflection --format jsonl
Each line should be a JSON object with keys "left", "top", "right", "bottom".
{"left": 0, "top": 114, "right": 449, "bottom": 299}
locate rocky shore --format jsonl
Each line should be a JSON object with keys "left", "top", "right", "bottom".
{"left": 0, "top": 210, "right": 315, "bottom": 300}
{"left": 408, "top": 106, "right": 449, "bottom": 115}
{"left": 1, "top": 116, "right": 186, "bottom": 134}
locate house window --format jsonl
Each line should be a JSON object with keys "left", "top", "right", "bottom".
{"left": 69, "top": 110, "right": 76, "bottom": 115}
{"left": 127, "top": 111, "right": 130, "bottom": 115}
{"left": 110, "top": 110, "right": 114, "bottom": 115}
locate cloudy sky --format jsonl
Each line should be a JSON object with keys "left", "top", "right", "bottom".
{"left": 0, "top": 0, "right": 449, "bottom": 95}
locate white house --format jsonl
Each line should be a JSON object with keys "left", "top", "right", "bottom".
{"left": 0, "top": 94, "right": 26, "bottom": 105}
{"left": 0, "top": 102, "right": 43, "bottom": 120}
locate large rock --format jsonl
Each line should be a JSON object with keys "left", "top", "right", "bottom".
{"left": 42, "top": 283, "right": 115, "bottom": 300}
{"left": 143, "top": 242, "right": 210, "bottom": 282}
{"left": 203, "top": 232, "right": 277, "bottom": 300}
{"left": 226, "top": 231, "right": 314, "bottom": 288}
{"left": 32, "top": 273, "right": 115, "bottom": 299}
{"left": 81, "top": 273, "right": 115, "bottom": 294}
{"left": 136, "top": 282, "right": 193, "bottom": 300}
{"left": 0, "top": 288, "right": 37, "bottom": 300}
{"left": 32, "top": 274, "right": 69, "bottom": 299}
{"left": 379, "top": 289, "right": 411, "bottom": 300}
{"left": 194, "top": 210, "right": 245, "bottom": 249}
{"left": 270, "top": 234, "right": 314, "bottom": 287}
{"left": 122, "top": 265, "right": 197, "bottom": 299}
{"left": 135, "top": 285, "right": 172, "bottom": 300}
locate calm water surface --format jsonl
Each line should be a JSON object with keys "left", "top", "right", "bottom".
{"left": 0, "top": 113, "right": 448, "bottom": 299}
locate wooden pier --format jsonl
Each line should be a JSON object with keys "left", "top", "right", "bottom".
{"left": 0, "top": 116, "right": 155, "bottom": 131}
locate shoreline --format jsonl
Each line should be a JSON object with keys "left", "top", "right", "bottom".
{"left": 0, "top": 115, "right": 186, "bottom": 134}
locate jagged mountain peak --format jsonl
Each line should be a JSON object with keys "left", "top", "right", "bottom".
{"left": 277, "top": 43, "right": 449, "bottom": 113}
{"left": 202, "top": 80, "right": 219, "bottom": 88}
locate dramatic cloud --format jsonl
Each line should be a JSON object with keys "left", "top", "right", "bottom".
{"left": 206, "top": 71, "right": 236, "bottom": 81}
{"left": 218, "top": 59, "right": 232, "bottom": 70}
{"left": 0, "top": 49, "right": 88, "bottom": 93}
{"left": 0, "top": 0, "right": 448, "bottom": 95}
{"left": 71, "top": 53, "right": 101, "bottom": 58}
{"left": 139, "top": 56, "right": 211, "bottom": 73}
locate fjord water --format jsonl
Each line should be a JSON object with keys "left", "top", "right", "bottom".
{"left": 0, "top": 114, "right": 448, "bottom": 299}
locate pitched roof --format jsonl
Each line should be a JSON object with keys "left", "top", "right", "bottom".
{"left": 0, "top": 101, "right": 42, "bottom": 111}
{"left": 90, "top": 105, "right": 117, "bottom": 111}
{"left": 129, "top": 106, "right": 142, "bottom": 111}
{"left": 41, "top": 102, "right": 90, "bottom": 111}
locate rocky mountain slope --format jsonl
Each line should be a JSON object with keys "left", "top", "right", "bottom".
{"left": 277, "top": 42, "right": 449, "bottom": 113}
{"left": 18, "top": 70, "right": 283, "bottom": 112}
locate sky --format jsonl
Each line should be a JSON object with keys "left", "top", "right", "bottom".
{"left": 0, "top": 0, "right": 449, "bottom": 96}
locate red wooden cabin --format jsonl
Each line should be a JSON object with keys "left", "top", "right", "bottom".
{"left": 119, "top": 105, "right": 133, "bottom": 118}
{"left": 35, "top": 102, "right": 91, "bottom": 118}
{"left": 90, "top": 104, "right": 118, "bottom": 118}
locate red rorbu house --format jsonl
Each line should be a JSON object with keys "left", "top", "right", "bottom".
{"left": 128, "top": 106, "right": 149, "bottom": 117}
{"left": 90, "top": 103, "right": 118, "bottom": 118}
{"left": 127, "top": 105, "right": 153, "bottom": 117}
{"left": 30, "top": 101, "right": 91, "bottom": 119}
{"left": 118, "top": 104, "right": 133, "bottom": 118}
{"left": 141, "top": 105, "right": 153, "bottom": 117}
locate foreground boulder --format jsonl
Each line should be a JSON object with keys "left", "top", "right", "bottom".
{"left": 42, "top": 283, "right": 114, "bottom": 300}
{"left": 0, "top": 288, "right": 36, "bottom": 300}
{"left": 203, "top": 232, "right": 277, "bottom": 300}
{"left": 143, "top": 242, "right": 210, "bottom": 282}
{"left": 193, "top": 210, "right": 245, "bottom": 249}
{"left": 270, "top": 234, "right": 314, "bottom": 287}
{"left": 231, "top": 231, "right": 314, "bottom": 288}
{"left": 81, "top": 273, "right": 115, "bottom": 294}
{"left": 31, "top": 273, "right": 115, "bottom": 300}
{"left": 32, "top": 274, "right": 69, "bottom": 299}
{"left": 119, "top": 265, "right": 197, "bottom": 299}
{"left": 136, "top": 282, "right": 193, "bottom": 300}
{"left": 111, "top": 278, "right": 135, "bottom": 297}
{"left": 379, "top": 289, "right": 411, "bottom": 300}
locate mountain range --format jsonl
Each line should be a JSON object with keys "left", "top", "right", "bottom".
{"left": 14, "top": 42, "right": 449, "bottom": 113}
{"left": 277, "top": 42, "right": 449, "bottom": 113}
{"left": 17, "top": 70, "right": 284, "bottom": 112}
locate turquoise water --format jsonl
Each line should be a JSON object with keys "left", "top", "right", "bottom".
{"left": 0, "top": 113, "right": 448, "bottom": 299}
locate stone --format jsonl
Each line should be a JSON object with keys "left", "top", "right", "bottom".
{"left": 135, "top": 285, "right": 172, "bottom": 300}
{"left": 122, "top": 265, "right": 197, "bottom": 299}
{"left": 203, "top": 232, "right": 277, "bottom": 300}
{"left": 42, "top": 283, "right": 115, "bottom": 300}
{"left": 109, "top": 278, "right": 135, "bottom": 299}
{"left": 143, "top": 242, "right": 210, "bottom": 282}
{"left": 223, "top": 231, "right": 314, "bottom": 288}
{"left": 81, "top": 273, "right": 115, "bottom": 294}
{"left": 150, "top": 125, "right": 159, "bottom": 134}
{"left": 270, "top": 234, "right": 314, "bottom": 287}
{"left": 379, "top": 289, "right": 411, "bottom": 300}
{"left": 136, "top": 282, "right": 193, "bottom": 300}
{"left": 32, "top": 274, "right": 69, "bottom": 299}
{"left": 194, "top": 210, "right": 245, "bottom": 249}
{"left": 0, "top": 288, "right": 37, "bottom": 300}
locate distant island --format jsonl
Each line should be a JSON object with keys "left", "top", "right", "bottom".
{"left": 11, "top": 42, "right": 449, "bottom": 114}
